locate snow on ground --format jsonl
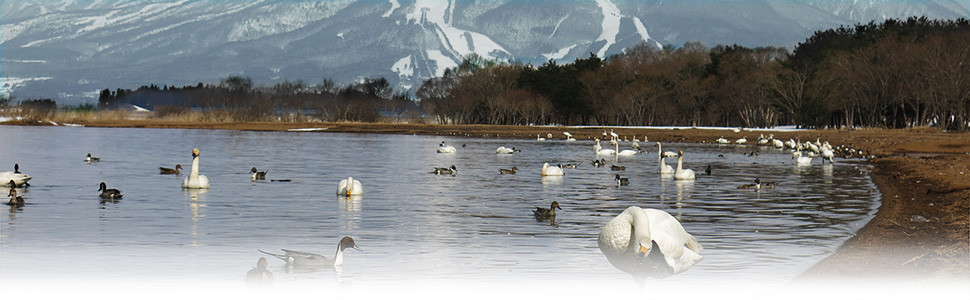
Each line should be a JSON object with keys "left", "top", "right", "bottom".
{"left": 542, "top": 44, "right": 578, "bottom": 60}
{"left": 383, "top": 0, "right": 400, "bottom": 18}
{"left": 425, "top": 50, "right": 458, "bottom": 77}
{"left": 408, "top": 0, "right": 510, "bottom": 59}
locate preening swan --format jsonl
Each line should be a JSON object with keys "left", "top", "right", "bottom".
{"left": 598, "top": 206, "right": 703, "bottom": 281}
{"left": 820, "top": 148, "right": 835, "bottom": 164}
{"left": 496, "top": 146, "right": 517, "bottom": 154}
{"left": 715, "top": 137, "right": 729, "bottom": 144}
{"left": 541, "top": 163, "right": 564, "bottom": 176}
{"left": 792, "top": 151, "right": 813, "bottom": 166}
{"left": 259, "top": 236, "right": 360, "bottom": 268}
{"left": 436, "top": 142, "right": 457, "bottom": 153}
{"left": 181, "top": 148, "right": 210, "bottom": 189}
{"left": 1, "top": 164, "right": 31, "bottom": 187}
{"left": 674, "top": 151, "right": 696, "bottom": 180}
{"left": 98, "top": 182, "right": 123, "bottom": 199}
{"left": 337, "top": 177, "right": 363, "bottom": 196}
{"left": 736, "top": 137, "right": 747, "bottom": 144}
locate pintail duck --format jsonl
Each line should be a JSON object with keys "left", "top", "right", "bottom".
{"left": 432, "top": 165, "right": 458, "bottom": 175}
{"left": 737, "top": 178, "right": 775, "bottom": 189}
{"left": 159, "top": 164, "right": 182, "bottom": 175}
{"left": 559, "top": 163, "right": 578, "bottom": 169}
{"left": 591, "top": 159, "right": 606, "bottom": 167}
{"left": 259, "top": 236, "right": 360, "bottom": 268}
{"left": 499, "top": 166, "right": 518, "bottom": 174}
{"left": 98, "top": 182, "right": 123, "bottom": 199}
{"left": 615, "top": 174, "right": 629, "bottom": 186}
{"left": 85, "top": 153, "right": 100, "bottom": 162}
{"left": 533, "top": 201, "right": 561, "bottom": 219}
{"left": 250, "top": 167, "right": 267, "bottom": 181}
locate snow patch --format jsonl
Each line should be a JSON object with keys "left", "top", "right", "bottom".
{"left": 391, "top": 55, "right": 414, "bottom": 77}
{"left": 337, "top": 32, "right": 344, "bottom": 38}
{"left": 132, "top": 105, "right": 151, "bottom": 112}
{"left": 2, "top": 77, "right": 53, "bottom": 97}
{"left": 542, "top": 45, "right": 577, "bottom": 60}
{"left": 593, "top": 0, "right": 622, "bottom": 57}
{"left": 407, "top": 0, "right": 509, "bottom": 59}
{"left": 426, "top": 50, "right": 458, "bottom": 77}
{"left": 632, "top": 17, "right": 663, "bottom": 49}
{"left": 383, "top": 0, "right": 400, "bottom": 18}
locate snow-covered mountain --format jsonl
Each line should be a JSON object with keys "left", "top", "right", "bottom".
{"left": 2, "top": 0, "right": 967, "bottom": 105}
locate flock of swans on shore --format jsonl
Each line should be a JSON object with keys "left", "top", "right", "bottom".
{"left": 2, "top": 130, "right": 854, "bottom": 286}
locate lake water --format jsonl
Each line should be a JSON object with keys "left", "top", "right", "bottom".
{"left": 0, "top": 126, "right": 878, "bottom": 294}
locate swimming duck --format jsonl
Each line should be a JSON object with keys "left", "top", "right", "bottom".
{"left": 432, "top": 165, "right": 458, "bottom": 175}
{"left": 181, "top": 148, "right": 210, "bottom": 189}
{"left": 7, "top": 188, "right": 25, "bottom": 206}
{"left": 610, "top": 165, "right": 626, "bottom": 171}
{"left": 674, "top": 151, "right": 696, "bottom": 180}
{"left": 615, "top": 174, "right": 629, "bottom": 186}
{"left": 541, "top": 163, "right": 564, "bottom": 176}
{"left": 591, "top": 159, "right": 606, "bottom": 167}
{"left": 250, "top": 167, "right": 267, "bottom": 181}
{"left": 159, "top": 164, "right": 182, "bottom": 175}
{"left": 533, "top": 201, "right": 561, "bottom": 219}
{"left": 245, "top": 257, "right": 273, "bottom": 287}
{"left": 598, "top": 206, "right": 703, "bottom": 282}
{"left": 436, "top": 142, "right": 457, "bottom": 153}
{"left": 705, "top": 165, "right": 712, "bottom": 175}
{"left": 499, "top": 166, "right": 518, "bottom": 174}
{"left": 337, "top": 177, "right": 363, "bottom": 196}
{"left": 559, "top": 163, "right": 578, "bottom": 169}
{"left": 259, "top": 236, "right": 360, "bottom": 268}
{"left": 1, "top": 164, "right": 31, "bottom": 187}
{"left": 98, "top": 182, "right": 123, "bottom": 199}
{"left": 85, "top": 153, "right": 100, "bottom": 162}
{"left": 737, "top": 178, "right": 776, "bottom": 189}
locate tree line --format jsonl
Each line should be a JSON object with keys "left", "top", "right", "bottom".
{"left": 419, "top": 17, "right": 969, "bottom": 131}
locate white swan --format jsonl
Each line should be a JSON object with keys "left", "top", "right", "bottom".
{"left": 820, "top": 147, "right": 835, "bottom": 164}
{"left": 674, "top": 150, "right": 695, "bottom": 180}
{"left": 1, "top": 164, "right": 31, "bottom": 187}
{"left": 715, "top": 136, "right": 729, "bottom": 144}
{"left": 181, "top": 148, "right": 210, "bottom": 189}
{"left": 436, "top": 142, "right": 457, "bottom": 153}
{"left": 735, "top": 137, "right": 747, "bottom": 144}
{"left": 595, "top": 138, "right": 616, "bottom": 156}
{"left": 337, "top": 177, "right": 363, "bottom": 196}
{"left": 541, "top": 163, "right": 564, "bottom": 176}
{"left": 598, "top": 206, "right": 703, "bottom": 281}
{"left": 792, "top": 151, "right": 813, "bottom": 166}
{"left": 496, "top": 146, "right": 514, "bottom": 154}
{"left": 563, "top": 132, "right": 576, "bottom": 141}
{"left": 616, "top": 140, "right": 638, "bottom": 156}
{"left": 536, "top": 134, "right": 546, "bottom": 141}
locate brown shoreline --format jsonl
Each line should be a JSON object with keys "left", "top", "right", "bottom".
{"left": 4, "top": 120, "right": 969, "bottom": 280}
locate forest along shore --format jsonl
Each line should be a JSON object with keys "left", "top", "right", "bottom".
{"left": 4, "top": 120, "right": 969, "bottom": 280}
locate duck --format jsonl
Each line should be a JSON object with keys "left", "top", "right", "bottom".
{"left": 250, "top": 167, "right": 267, "bottom": 181}
{"left": 615, "top": 174, "right": 629, "bottom": 186}
{"left": 98, "top": 182, "right": 123, "bottom": 199}
{"left": 7, "top": 188, "right": 25, "bottom": 206}
{"left": 591, "top": 158, "right": 606, "bottom": 167}
{"left": 436, "top": 142, "right": 457, "bottom": 153}
{"left": 259, "top": 236, "right": 360, "bottom": 268}
{"left": 245, "top": 257, "right": 273, "bottom": 287}
{"left": 533, "top": 201, "right": 561, "bottom": 219}
{"left": 541, "top": 163, "right": 564, "bottom": 176}
{"left": 159, "top": 164, "right": 182, "bottom": 175}
{"left": 610, "top": 165, "right": 626, "bottom": 171}
{"left": 499, "top": 166, "right": 518, "bottom": 174}
{"left": 792, "top": 151, "right": 813, "bottom": 166}
{"left": 705, "top": 165, "right": 712, "bottom": 175}
{"left": 432, "top": 165, "right": 458, "bottom": 175}
{"left": 674, "top": 150, "right": 696, "bottom": 180}
{"left": 181, "top": 148, "right": 210, "bottom": 189}
{"left": 598, "top": 206, "right": 703, "bottom": 282}
{"left": 1, "top": 164, "right": 31, "bottom": 187}
{"left": 337, "top": 177, "right": 363, "bottom": 196}
{"left": 559, "top": 163, "right": 578, "bottom": 169}
{"left": 737, "top": 178, "right": 776, "bottom": 189}
{"left": 496, "top": 146, "right": 516, "bottom": 154}
{"left": 85, "top": 153, "right": 100, "bottom": 163}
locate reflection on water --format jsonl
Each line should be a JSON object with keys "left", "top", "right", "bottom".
{"left": 0, "top": 126, "right": 878, "bottom": 287}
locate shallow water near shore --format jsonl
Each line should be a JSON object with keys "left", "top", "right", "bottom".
{"left": 0, "top": 126, "right": 878, "bottom": 287}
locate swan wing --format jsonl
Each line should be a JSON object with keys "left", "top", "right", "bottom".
{"left": 643, "top": 209, "right": 703, "bottom": 273}
{"left": 337, "top": 179, "right": 349, "bottom": 194}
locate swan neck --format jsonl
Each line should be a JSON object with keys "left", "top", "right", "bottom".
{"left": 676, "top": 155, "right": 683, "bottom": 172}
{"left": 190, "top": 155, "right": 200, "bottom": 179}
{"left": 624, "top": 208, "right": 652, "bottom": 248}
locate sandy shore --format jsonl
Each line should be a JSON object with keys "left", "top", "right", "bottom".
{"left": 4, "top": 120, "right": 969, "bottom": 280}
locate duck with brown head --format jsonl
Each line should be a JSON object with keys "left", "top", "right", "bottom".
{"left": 159, "top": 164, "right": 182, "bottom": 175}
